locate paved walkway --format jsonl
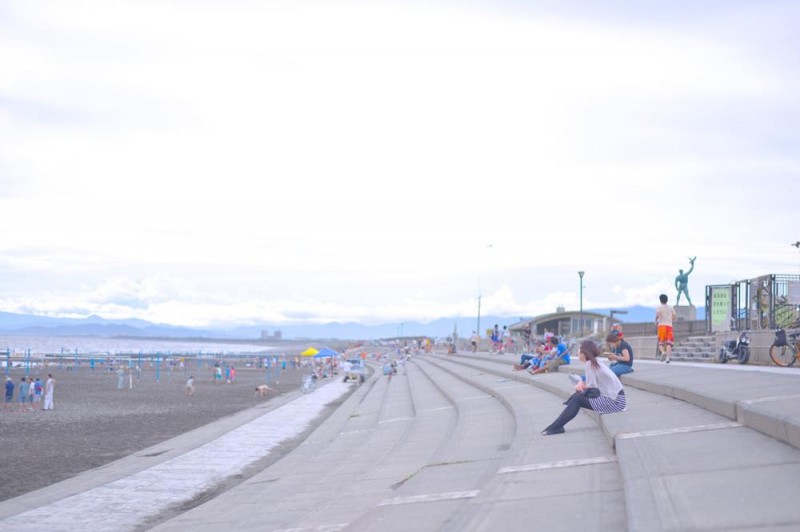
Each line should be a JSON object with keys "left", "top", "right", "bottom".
{"left": 1, "top": 352, "right": 799, "bottom": 531}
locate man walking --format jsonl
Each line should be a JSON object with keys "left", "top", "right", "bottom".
{"left": 656, "top": 294, "right": 677, "bottom": 363}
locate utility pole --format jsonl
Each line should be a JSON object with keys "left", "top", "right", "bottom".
{"left": 578, "top": 271, "right": 585, "bottom": 336}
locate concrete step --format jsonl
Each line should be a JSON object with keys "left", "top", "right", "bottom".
{"left": 443, "top": 354, "right": 800, "bottom": 531}
{"left": 671, "top": 336, "right": 718, "bottom": 360}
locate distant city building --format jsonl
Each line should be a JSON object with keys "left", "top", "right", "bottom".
{"left": 260, "top": 330, "right": 282, "bottom": 340}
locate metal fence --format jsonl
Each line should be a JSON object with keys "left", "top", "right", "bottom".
{"left": 706, "top": 274, "right": 800, "bottom": 332}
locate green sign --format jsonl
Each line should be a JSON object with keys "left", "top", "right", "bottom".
{"left": 710, "top": 286, "right": 731, "bottom": 332}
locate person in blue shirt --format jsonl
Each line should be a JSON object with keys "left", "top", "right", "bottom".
{"left": 17, "top": 377, "right": 30, "bottom": 412}
{"left": 530, "top": 336, "right": 570, "bottom": 374}
{"left": 4, "top": 377, "right": 14, "bottom": 410}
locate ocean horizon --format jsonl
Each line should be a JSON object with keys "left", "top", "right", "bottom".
{"left": 0, "top": 334, "right": 281, "bottom": 356}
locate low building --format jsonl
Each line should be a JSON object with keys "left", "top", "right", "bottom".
{"left": 508, "top": 307, "right": 613, "bottom": 344}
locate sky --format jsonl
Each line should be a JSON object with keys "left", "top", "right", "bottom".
{"left": 1, "top": 0, "right": 799, "bottom": 329}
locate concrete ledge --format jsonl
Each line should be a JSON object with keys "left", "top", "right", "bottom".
{"left": 738, "top": 396, "right": 800, "bottom": 450}
{"left": 451, "top": 350, "right": 800, "bottom": 452}
{"left": 620, "top": 364, "right": 800, "bottom": 450}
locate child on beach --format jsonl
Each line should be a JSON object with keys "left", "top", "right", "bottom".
{"left": 33, "top": 377, "right": 43, "bottom": 409}
{"left": 254, "top": 384, "right": 274, "bottom": 397}
{"left": 185, "top": 376, "right": 195, "bottom": 396}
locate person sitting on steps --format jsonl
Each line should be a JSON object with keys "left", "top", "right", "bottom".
{"left": 605, "top": 331, "right": 634, "bottom": 377}
{"left": 530, "top": 336, "right": 570, "bottom": 375}
{"left": 513, "top": 341, "right": 543, "bottom": 371}
{"left": 542, "top": 340, "right": 627, "bottom": 435}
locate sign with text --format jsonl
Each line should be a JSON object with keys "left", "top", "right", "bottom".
{"left": 710, "top": 285, "right": 732, "bottom": 332}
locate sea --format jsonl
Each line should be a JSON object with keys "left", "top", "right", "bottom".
{"left": 0, "top": 334, "right": 278, "bottom": 356}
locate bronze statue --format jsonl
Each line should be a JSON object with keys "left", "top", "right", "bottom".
{"left": 675, "top": 257, "right": 696, "bottom": 306}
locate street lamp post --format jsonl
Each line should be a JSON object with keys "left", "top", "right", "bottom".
{"left": 578, "top": 271, "right": 585, "bottom": 336}
{"left": 476, "top": 295, "right": 481, "bottom": 341}
{"left": 476, "top": 244, "right": 493, "bottom": 343}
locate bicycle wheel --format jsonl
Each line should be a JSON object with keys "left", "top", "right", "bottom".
{"left": 769, "top": 344, "right": 797, "bottom": 366}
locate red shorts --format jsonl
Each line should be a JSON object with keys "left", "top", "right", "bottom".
{"left": 658, "top": 325, "right": 674, "bottom": 345}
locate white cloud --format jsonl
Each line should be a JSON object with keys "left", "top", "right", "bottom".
{"left": 1, "top": 1, "right": 799, "bottom": 327}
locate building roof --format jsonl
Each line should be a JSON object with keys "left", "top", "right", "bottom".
{"left": 508, "top": 310, "right": 611, "bottom": 332}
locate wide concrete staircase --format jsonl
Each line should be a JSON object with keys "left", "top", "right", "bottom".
{"left": 670, "top": 335, "right": 717, "bottom": 361}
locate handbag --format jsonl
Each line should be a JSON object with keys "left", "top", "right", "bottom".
{"left": 583, "top": 387, "right": 600, "bottom": 399}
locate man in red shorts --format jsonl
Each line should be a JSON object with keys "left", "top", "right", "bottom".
{"left": 655, "top": 293, "right": 677, "bottom": 363}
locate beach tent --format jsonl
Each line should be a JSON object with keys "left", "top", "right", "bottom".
{"left": 300, "top": 347, "right": 319, "bottom": 357}
{"left": 313, "top": 347, "right": 339, "bottom": 358}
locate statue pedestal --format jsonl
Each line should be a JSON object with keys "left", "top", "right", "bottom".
{"left": 675, "top": 305, "right": 696, "bottom": 322}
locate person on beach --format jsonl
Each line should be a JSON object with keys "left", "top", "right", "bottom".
{"left": 214, "top": 364, "right": 222, "bottom": 384}
{"left": 27, "top": 375, "right": 35, "bottom": 407}
{"left": 4, "top": 376, "right": 14, "bottom": 411}
{"left": 541, "top": 340, "right": 627, "bottom": 435}
{"left": 33, "top": 377, "right": 43, "bottom": 409}
{"left": 185, "top": 376, "right": 195, "bottom": 396}
{"left": 254, "top": 384, "right": 274, "bottom": 397}
{"left": 116, "top": 366, "right": 126, "bottom": 390}
{"left": 43, "top": 374, "right": 55, "bottom": 410}
{"left": 656, "top": 293, "right": 677, "bottom": 363}
{"left": 17, "top": 377, "right": 30, "bottom": 412}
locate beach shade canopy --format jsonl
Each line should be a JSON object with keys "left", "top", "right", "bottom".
{"left": 300, "top": 347, "right": 319, "bottom": 357}
{"left": 313, "top": 347, "right": 339, "bottom": 358}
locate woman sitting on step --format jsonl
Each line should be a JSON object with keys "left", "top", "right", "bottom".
{"left": 541, "top": 340, "right": 627, "bottom": 435}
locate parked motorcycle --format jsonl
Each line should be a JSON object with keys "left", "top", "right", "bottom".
{"left": 718, "top": 331, "right": 751, "bottom": 364}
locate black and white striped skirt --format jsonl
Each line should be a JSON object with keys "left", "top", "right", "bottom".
{"left": 588, "top": 390, "right": 626, "bottom": 414}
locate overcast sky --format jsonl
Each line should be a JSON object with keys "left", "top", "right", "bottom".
{"left": 1, "top": 0, "right": 799, "bottom": 328}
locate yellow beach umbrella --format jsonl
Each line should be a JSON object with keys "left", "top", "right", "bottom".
{"left": 300, "top": 347, "right": 319, "bottom": 357}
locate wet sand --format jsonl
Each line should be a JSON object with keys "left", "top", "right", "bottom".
{"left": 0, "top": 364, "right": 308, "bottom": 502}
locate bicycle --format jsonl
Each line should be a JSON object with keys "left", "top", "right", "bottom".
{"left": 769, "top": 328, "right": 800, "bottom": 367}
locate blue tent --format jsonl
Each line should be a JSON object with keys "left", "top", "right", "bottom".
{"left": 313, "top": 347, "right": 339, "bottom": 358}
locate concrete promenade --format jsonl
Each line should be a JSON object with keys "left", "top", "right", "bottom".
{"left": 1, "top": 350, "right": 799, "bottom": 531}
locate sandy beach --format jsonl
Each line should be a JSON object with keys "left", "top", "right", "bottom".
{"left": 0, "top": 363, "right": 309, "bottom": 502}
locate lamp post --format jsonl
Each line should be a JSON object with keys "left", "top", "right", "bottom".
{"left": 578, "top": 271, "right": 585, "bottom": 336}
{"left": 476, "top": 244, "right": 493, "bottom": 342}
{"left": 476, "top": 294, "right": 481, "bottom": 340}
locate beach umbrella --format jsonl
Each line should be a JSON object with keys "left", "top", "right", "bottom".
{"left": 313, "top": 347, "right": 338, "bottom": 358}
{"left": 300, "top": 347, "right": 319, "bottom": 357}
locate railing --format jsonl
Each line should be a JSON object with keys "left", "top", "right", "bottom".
{"left": 706, "top": 274, "right": 800, "bottom": 333}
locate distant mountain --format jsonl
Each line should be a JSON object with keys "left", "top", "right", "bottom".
{"left": 0, "top": 312, "right": 212, "bottom": 339}
{"left": 0, "top": 306, "right": 705, "bottom": 341}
